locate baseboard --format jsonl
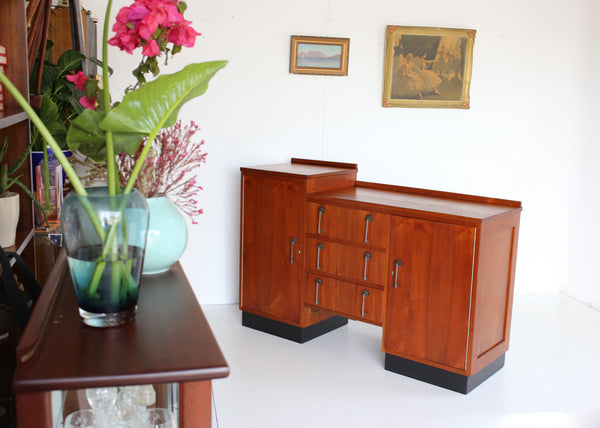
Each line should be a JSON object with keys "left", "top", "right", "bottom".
{"left": 242, "top": 311, "right": 348, "bottom": 343}
{"left": 384, "top": 353, "right": 506, "bottom": 394}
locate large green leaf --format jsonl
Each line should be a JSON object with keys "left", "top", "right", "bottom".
{"left": 67, "top": 109, "right": 144, "bottom": 161}
{"left": 67, "top": 61, "right": 226, "bottom": 162}
{"left": 67, "top": 109, "right": 106, "bottom": 161}
{"left": 99, "top": 61, "right": 227, "bottom": 136}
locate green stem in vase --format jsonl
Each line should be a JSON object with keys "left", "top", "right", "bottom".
{"left": 102, "top": 0, "right": 119, "bottom": 197}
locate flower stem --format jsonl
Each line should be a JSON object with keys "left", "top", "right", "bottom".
{"left": 102, "top": 0, "right": 118, "bottom": 197}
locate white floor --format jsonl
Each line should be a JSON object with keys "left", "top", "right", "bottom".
{"left": 202, "top": 294, "right": 600, "bottom": 428}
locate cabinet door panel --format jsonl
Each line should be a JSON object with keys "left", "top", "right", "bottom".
{"left": 384, "top": 217, "right": 475, "bottom": 371}
{"left": 240, "top": 175, "right": 304, "bottom": 323}
{"left": 307, "top": 203, "right": 389, "bottom": 247}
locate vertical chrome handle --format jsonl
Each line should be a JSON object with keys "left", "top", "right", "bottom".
{"left": 364, "top": 214, "right": 373, "bottom": 243}
{"left": 363, "top": 252, "right": 371, "bottom": 280}
{"left": 315, "top": 278, "right": 322, "bottom": 305}
{"left": 290, "top": 238, "right": 297, "bottom": 264}
{"left": 361, "top": 289, "right": 369, "bottom": 317}
{"left": 317, "top": 206, "right": 325, "bottom": 234}
{"left": 316, "top": 243, "right": 324, "bottom": 270}
{"left": 393, "top": 259, "right": 403, "bottom": 288}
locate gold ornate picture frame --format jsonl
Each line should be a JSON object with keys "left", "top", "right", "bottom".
{"left": 382, "top": 26, "right": 476, "bottom": 109}
{"left": 290, "top": 36, "right": 349, "bottom": 76}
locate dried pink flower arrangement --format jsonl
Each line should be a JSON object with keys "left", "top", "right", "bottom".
{"left": 117, "top": 120, "right": 207, "bottom": 223}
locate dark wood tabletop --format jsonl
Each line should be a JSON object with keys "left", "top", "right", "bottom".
{"left": 13, "top": 250, "right": 229, "bottom": 392}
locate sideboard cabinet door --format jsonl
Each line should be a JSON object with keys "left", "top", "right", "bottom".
{"left": 240, "top": 175, "right": 305, "bottom": 324}
{"left": 383, "top": 216, "right": 476, "bottom": 372}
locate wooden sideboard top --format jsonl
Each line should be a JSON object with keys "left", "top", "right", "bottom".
{"left": 13, "top": 250, "right": 229, "bottom": 392}
{"left": 309, "top": 181, "right": 522, "bottom": 222}
{"left": 241, "top": 158, "right": 358, "bottom": 179}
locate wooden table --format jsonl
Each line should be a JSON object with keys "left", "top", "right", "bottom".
{"left": 13, "top": 250, "right": 229, "bottom": 427}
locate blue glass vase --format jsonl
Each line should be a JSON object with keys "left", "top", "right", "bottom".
{"left": 143, "top": 197, "right": 188, "bottom": 275}
{"left": 61, "top": 188, "right": 150, "bottom": 327}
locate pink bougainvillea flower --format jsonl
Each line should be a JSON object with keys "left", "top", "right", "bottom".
{"left": 66, "top": 71, "right": 88, "bottom": 91}
{"left": 169, "top": 23, "right": 200, "bottom": 47}
{"left": 79, "top": 96, "right": 96, "bottom": 110}
{"left": 109, "top": 0, "right": 200, "bottom": 53}
{"left": 142, "top": 39, "right": 161, "bottom": 57}
{"left": 138, "top": 11, "right": 163, "bottom": 40}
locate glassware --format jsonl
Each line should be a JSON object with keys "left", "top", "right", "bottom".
{"left": 61, "top": 187, "right": 150, "bottom": 327}
{"left": 85, "top": 387, "right": 118, "bottom": 413}
{"left": 136, "top": 384, "right": 156, "bottom": 407}
{"left": 137, "top": 408, "right": 173, "bottom": 428}
{"left": 116, "top": 387, "right": 138, "bottom": 426}
{"left": 63, "top": 410, "right": 100, "bottom": 428}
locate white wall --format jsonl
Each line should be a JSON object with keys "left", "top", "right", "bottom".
{"left": 91, "top": 0, "right": 600, "bottom": 307}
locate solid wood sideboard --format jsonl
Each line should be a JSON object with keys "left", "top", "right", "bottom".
{"left": 239, "top": 158, "right": 521, "bottom": 393}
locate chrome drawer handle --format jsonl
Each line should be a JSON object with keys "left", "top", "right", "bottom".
{"left": 315, "top": 278, "right": 322, "bottom": 305}
{"left": 364, "top": 214, "right": 373, "bottom": 243}
{"left": 316, "top": 243, "right": 324, "bottom": 270}
{"left": 290, "top": 238, "right": 297, "bottom": 264}
{"left": 361, "top": 289, "right": 369, "bottom": 317}
{"left": 363, "top": 252, "right": 371, "bottom": 280}
{"left": 317, "top": 206, "right": 325, "bottom": 234}
{"left": 393, "top": 259, "right": 403, "bottom": 288}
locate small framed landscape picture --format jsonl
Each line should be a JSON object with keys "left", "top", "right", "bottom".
{"left": 382, "top": 25, "right": 476, "bottom": 109}
{"left": 290, "top": 36, "right": 349, "bottom": 76}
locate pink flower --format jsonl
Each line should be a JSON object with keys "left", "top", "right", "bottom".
{"left": 169, "top": 23, "right": 201, "bottom": 47}
{"left": 79, "top": 96, "right": 96, "bottom": 110}
{"left": 138, "top": 10, "right": 163, "bottom": 40}
{"left": 109, "top": 0, "right": 200, "bottom": 57}
{"left": 142, "top": 38, "right": 161, "bottom": 57}
{"left": 116, "top": 120, "right": 207, "bottom": 223}
{"left": 66, "top": 71, "right": 88, "bottom": 91}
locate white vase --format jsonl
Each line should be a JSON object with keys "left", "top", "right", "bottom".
{"left": 0, "top": 192, "right": 20, "bottom": 248}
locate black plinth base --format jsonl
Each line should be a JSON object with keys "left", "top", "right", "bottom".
{"left": 242, "top": 311, "right": 348, "bottom": 343}
{"left": 384, "top": 353, "right": 506, "bottom": 394}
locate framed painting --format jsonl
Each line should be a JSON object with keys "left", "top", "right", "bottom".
{"left": 290, "top": 36, "right": 349, "bottom": 76}
{"left": 382, "top": 25, "right": 476, "bottom": 109}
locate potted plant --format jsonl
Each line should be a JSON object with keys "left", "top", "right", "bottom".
{"left": 29, "top": 46, "right": 91, "bottom": 221}
{"left": 0, "top": 138, "right": 48, "bottom": 248}
{"left": 1, "top": 0, "right": 226, "bottom": 327}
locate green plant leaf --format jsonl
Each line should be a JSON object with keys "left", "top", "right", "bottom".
{"left": 66, "top": 109, "right": 106, "bottom": 161}
{"left": 56, "top": 49, "right": 86, "bottom": 76}
{"left": 67, "top": 109, "right": 145, "bottom": 161}
{"left": 99, "top": 61, "right": 227, "bottom": 137}
{"left": 39, "top": 96, "right": 66, "bottom": 133}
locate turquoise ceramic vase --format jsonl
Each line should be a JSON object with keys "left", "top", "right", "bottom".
{"left": 143, "top": 197, "right": 188, "bottom": 275}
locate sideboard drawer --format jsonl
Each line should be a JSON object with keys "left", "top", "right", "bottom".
{"left": 306, "top": 238, "right": 387, "bottom": 286}
{"left": 307, "top": 203, "right": 389, "bottom": 248}
{"left": 305, "top": 275, "right": 384, "bottom": 325}
{"left": 306, "top": 274, "right": 337, "bottom": 312}
{"left": 336, "top": 281, "right": 384, "bottom": 325}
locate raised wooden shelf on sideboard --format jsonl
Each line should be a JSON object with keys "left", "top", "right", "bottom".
{"left": 239, "top": 158, "right": 522, "bottom": 393}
